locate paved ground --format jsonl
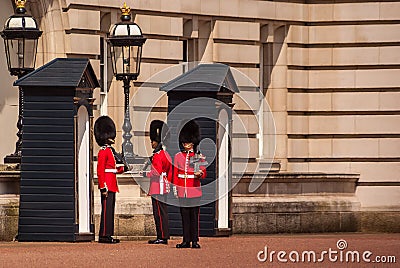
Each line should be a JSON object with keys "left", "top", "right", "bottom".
{"left": 0, "top": 233, "right": 399, "bottom": 267}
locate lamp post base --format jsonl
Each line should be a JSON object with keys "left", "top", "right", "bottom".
{"left": 124, "top": 154, "right": 146, "bottom": 165}
{"left": 4, "top": 154, "right": 21, "bottom": 164}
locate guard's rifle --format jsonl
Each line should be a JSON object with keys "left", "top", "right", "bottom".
{"left": 110, "top": 147, "right": 130, "bottom": 171}
{"left": 189, "top": 151, "right": 208, "bottom": 173}
{"left": 142, "top": 157, "right": 152, "bottom": 172}
{"left": 141, "top": 142, "right": 163, "bottom": 175}
{"left": 142, "top": 128, "right": 170, "bottom": 173}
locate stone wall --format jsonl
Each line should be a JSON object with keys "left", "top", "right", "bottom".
{"left": 360, "top": 211, "right": 400, "bottom": 233}
{"left": 231, "top": 173, "right": 361, "bottom": 234}
{"left": 0, "top": 167, "right": 20, "bottom": 240}
{"left": 232, "top": 196, "right": 360, "bottom": 234}
{"left": 1, "top": 0, "right": 399, "bottom": 217}
{"left": 0, "top": 196, "right": 18, "bottom": 241}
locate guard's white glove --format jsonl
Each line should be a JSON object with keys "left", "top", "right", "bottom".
{"left": 173, "top": 185, "right": 178, "bottom": 198}
{"left": 128, "top": 164, "right": 135, "bottom": 171}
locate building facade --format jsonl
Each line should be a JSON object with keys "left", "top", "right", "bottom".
{"left": 1, "top": 0, "right": 399, "bottom": 236}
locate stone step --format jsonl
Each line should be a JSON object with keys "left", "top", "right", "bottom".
{"left": 257, "top": 159, "right": 281, "bottom": 173}
{"left": 232, "top": 172, "right": 359, "bottom": 195}
{"left": 0, "top": 164, "right": 19, "bottom": 171}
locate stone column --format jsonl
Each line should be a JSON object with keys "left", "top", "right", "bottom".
{"left": 198, "top": 18, "right": 214, "bottom": 63}
{"left": 264, "top": 24, "right": 288, "bottom": 171}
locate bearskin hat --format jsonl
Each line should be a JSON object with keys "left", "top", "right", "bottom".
{"left": 179, "top": 120, "right": 200, "bottom": 146}
{"left": 149, "top": 120, "right": 169, "bottom": 144}
{"left": 94, "top": 115, "right": 116, "bottom": 146}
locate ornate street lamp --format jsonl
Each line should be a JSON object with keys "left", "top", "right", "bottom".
{"left": 0, "top": 0, "right": 42, "bottom": 163}
{"left": 107, "top": 2, "right": 146, "bottom": 162}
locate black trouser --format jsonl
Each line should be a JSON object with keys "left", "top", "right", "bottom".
{"left": 179, "top": 197, "right": 201, "bottom": 243}
{"left": 99, "top": 191, "right": 116, "bottom": 237}
{"left": 151, "top": 195, "right": 170, "bottom": 239}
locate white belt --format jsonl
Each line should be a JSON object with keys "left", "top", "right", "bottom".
{"left": 159, "top": 172, "right": 167, "bottom": 193}
{"left": 178, "top": 174, "right": 195, "bottom": 179}
{"left": 105, "top": 169, "right": 117, "bottom": 173}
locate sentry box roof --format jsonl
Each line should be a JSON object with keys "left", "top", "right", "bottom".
{"left": 14, "top": 58, "right": 100, "bottom": 88}
{"left": 160, "top": 63, "right": 239, "bottom": 93}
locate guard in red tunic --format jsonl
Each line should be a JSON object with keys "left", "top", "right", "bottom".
{"left": 173, "top": 120, "right": 207, "bottom": 249}
{"left": 144, "top": 120, "right": 172, "bottom": 245}
{"left": 94, "top": 116, "right": 125, "bottom": 244}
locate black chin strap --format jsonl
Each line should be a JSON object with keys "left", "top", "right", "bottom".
{"left": 153, "top": 142, "right": 163, "bottom": 154}
{"left": 144, "top": 143, "right": 163, "bottom": 170}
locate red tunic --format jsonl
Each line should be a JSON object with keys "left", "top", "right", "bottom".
{"left": 173, "top": 151, "right": 207, "bottom": 198}
{"left": 146, "top": 149, "right": 173, "bottom": 195}
{"left": 97, "top": 146, "right": 124, "bottom": 192}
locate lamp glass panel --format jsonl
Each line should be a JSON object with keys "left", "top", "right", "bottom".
{"left": 123, "top": 45, "right": 132, "bottom": 74}
{"left": 128, "top": 45, "right": 140, "bottom": 74}
{"left": 110, "top": 44, "right": 142, "bottom": 76}
{"left": 113, "top": 45, "right": 124, "bottom": 75}
{"left": 114, "top": 24, "right": 128, "bottom": 36}
{"left": 24, "top": 17, "right": 37, "bottom": 28}
{"left": 109, "top": 44, "right": 118, "bottom": 76}
{"left": 134, "top": 45, "right": 142, "bottom": 75}
{"left": 6, "top": 38, "right": 37, "bottom": 70}
{"left": 23, "top": 38, "right": 37, "bottom": 69}
{"left": 8, "top": 17, "right": 23, "bottom": 28}
{"left": 7, "top": 38, "right": 24, "bottom": 69}
{"left": 128, "top": 24, "right": 141, "bottom": 36}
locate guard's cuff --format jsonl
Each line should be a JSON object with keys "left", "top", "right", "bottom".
{"left": 100, "top": 187, "right": 108, "bottom": 193}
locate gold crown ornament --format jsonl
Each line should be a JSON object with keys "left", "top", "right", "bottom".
{"left": 15, "top": 0, "right": 26, "bottom": 9}
{"left": 121, "top": 2, "right": 131, "bottom": 16}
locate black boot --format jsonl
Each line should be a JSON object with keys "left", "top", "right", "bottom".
{"left": 192, "top": 242, "right": 201, "bottom": 249}
{"left": 99, "top": 236, "right": 120, "bottom": 244}
{"left": 148, "top": 239, "right": 168, "bottom": 245}
{"left": 176, "top": 241, "right": 191, "bottom": 248}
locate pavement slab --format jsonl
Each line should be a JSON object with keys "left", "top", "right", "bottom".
{"left": 0, "top": 233, "right": 399, "bottom": 267}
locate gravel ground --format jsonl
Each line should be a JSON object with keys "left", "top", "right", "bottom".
{"left": 0, "top": 233, "right": 399, "bottom": 268}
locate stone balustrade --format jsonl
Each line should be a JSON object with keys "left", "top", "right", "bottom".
{"left": 1, "top": 166, "right": 399, "bottom": 241}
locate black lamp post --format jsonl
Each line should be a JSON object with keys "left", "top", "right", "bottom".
{"left": 107, "top": 3, "right": 146, "bottom": 163}
{"left": 0, "top": 0, "right": 42, "bottom": 164}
